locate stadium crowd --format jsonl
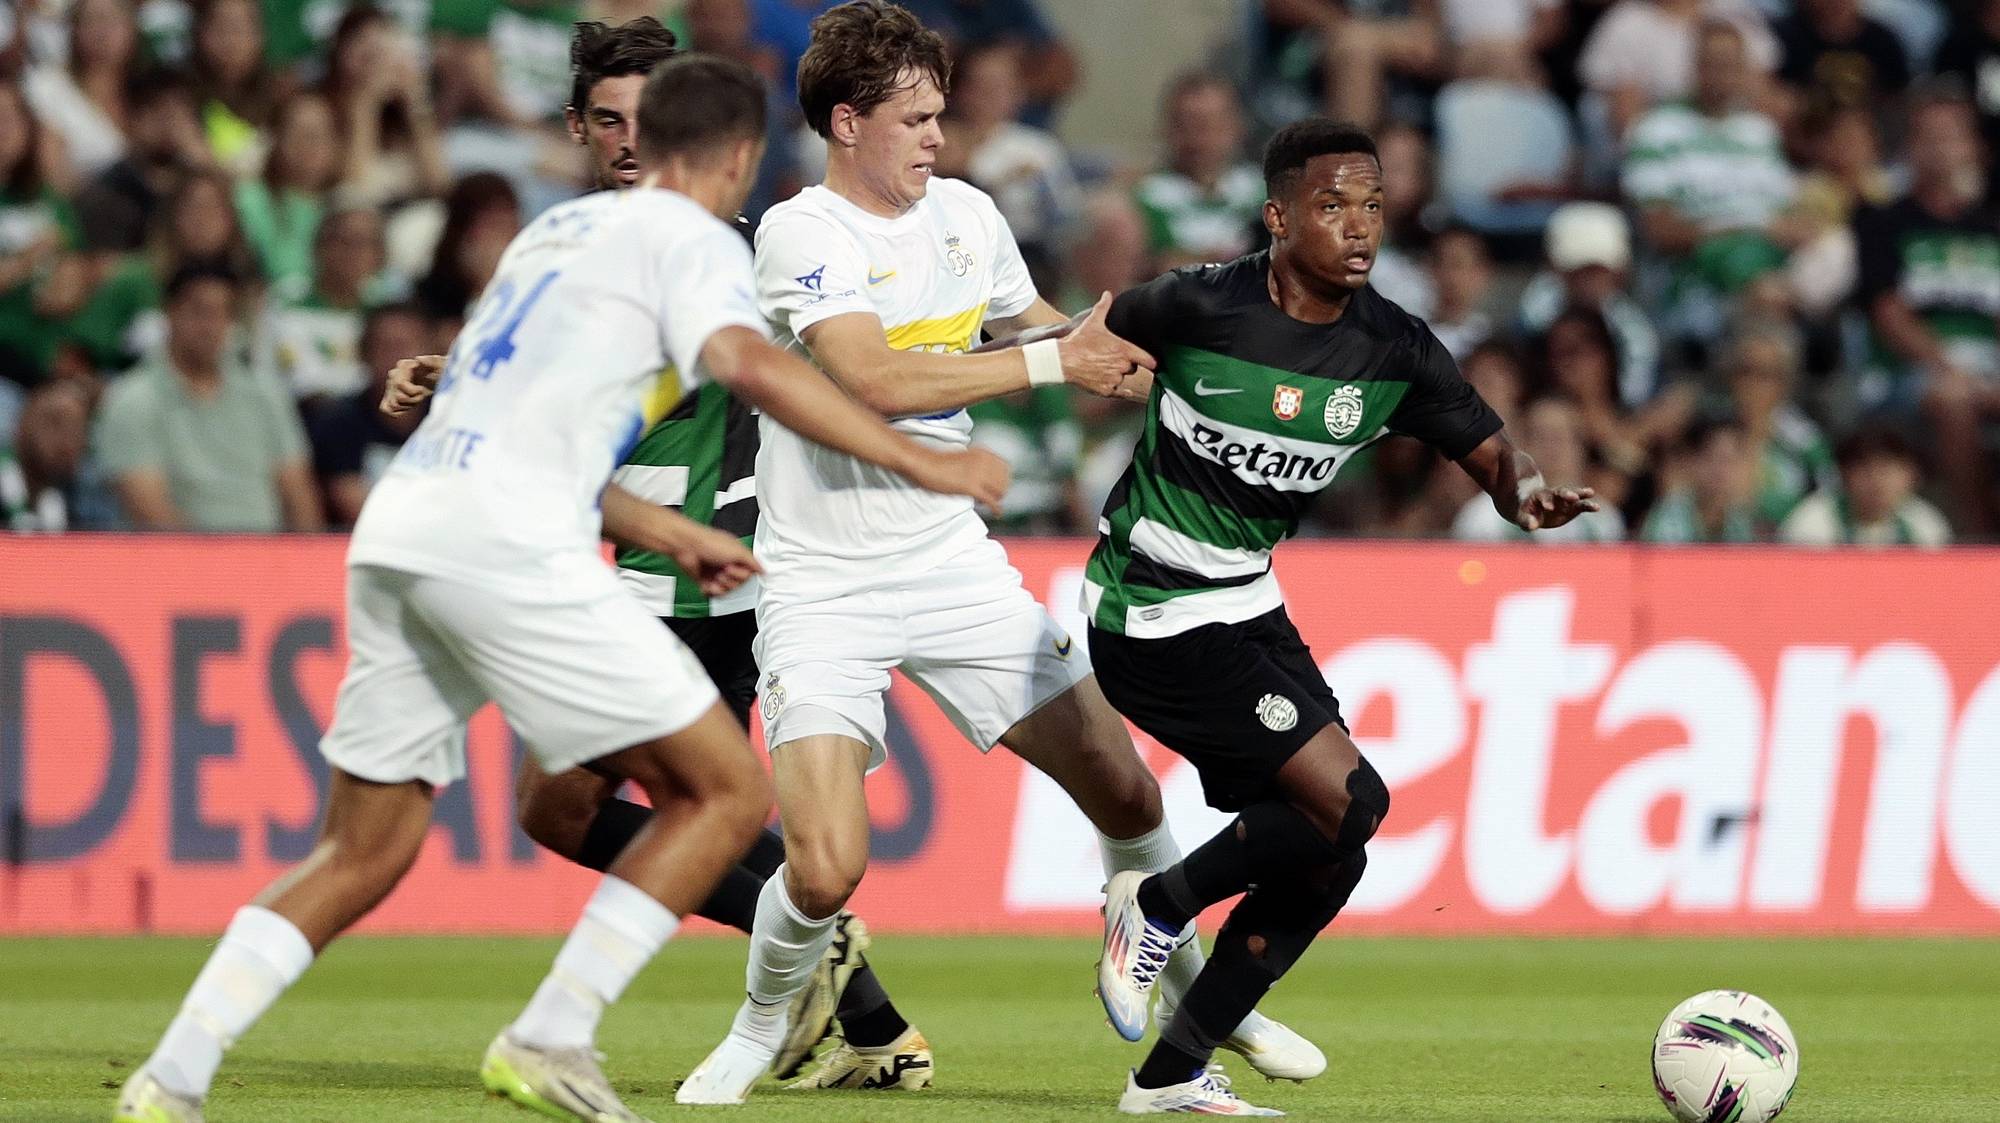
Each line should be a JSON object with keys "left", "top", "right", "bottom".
{"left": 0, "top": 0, "right": 1994, "bottom": 544}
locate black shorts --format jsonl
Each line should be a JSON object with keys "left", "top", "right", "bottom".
{"left": 665, "top": 611, "right": 759, "bottom": 730}
{"left": 1088, "top": 608, "right": 1345, "bottom": 812}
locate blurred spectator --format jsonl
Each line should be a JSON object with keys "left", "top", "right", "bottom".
{"left": 320, "top": 5, "right": 448, "bottom": 208}
{"left": 685, "top": 3, "right": 805, "bottom": 218}
{"left": 969, "top": 386, "right": 1082, "bottom": 533}
{"left": 153, "top": 167, "right": 261, "bottom": 285}
{"left": 1579, "top": 0, "right": 1774, "bottom": 140}
{"left": 942, "top": 41, "right": 1080, "bottom": 283}
{"left": 38, "top": 203, "right": 161, "bottom": 375}
{"left": 234, "top": 91, "right": 341, "bottom": 290}
{"left": 1784, "top": 104, "right": 1892, "bottom": 318}
{"left": 1422, "top": 226, "right": 1495, "bottom": 359}
{"left": 22, "top": 0, "right": 141, "bottom": 182}
{"left": 1, "top": 381, "right": 92, "bottom": 531}
{"left": 1641, "top": 413, "right": 1760, "bottom": 542}
{"left": 75, "top": 70, "right": 215, "bottom": 254}
{"left": 1262, "top": 0, "right": 1444, "bottom": 130}
{"left": 898, "top": 0, "right": 1078, "bottom": 124}
{"left": 1365, "top": 119, "right": 1436, "bottom": 313}
{"left": 1453, "top": 394, "right": 1628, "bottom": 541}
{"left": 93, "top": 263, "right": 323, "bottom": 530}
{"left": 434, "top": 0, "right": 585, "bottom": 129}
{"left": 414, "top": 171, "right": 522, "bottom": 329}
{"left": 1134, "top": 73, "right": 1264, "bottom": 271}
{"left": 1851, "top": 86, "right": 1999, "bottom": 533}
{"left": 1773, "top": 0, "right": 1911, "bottom": 119}
{"left": 1531, "top": 305, "right": 1653, "bottom": 484}
{"left": 1062, "top": 190, "right": 1152, "bottom": 527}
{"left": 189, "top": 0, "right": 279, "bottom": 175}
{"left": 1623, "top": 18, "right": 1802, "bottom": 346}
{"left": 1517, "top": 202, "right": 1662, "bottom": 406}
{"left": 0, "top": 78, "right": 81, "bottom": 387}
{"left": 1779, "top": 424, "right": 1952, "bottom": 545}
{"left": 262, "top": 0, "right": 433, "bottom": 75}
{"left": 1441, "top": 0, "right": 1564, "bottom": 86}
{"left": 307, "top": 300, "right": 429, "bottom": 526}
{"left": 1720, "top": 321, "right": 1834, "bottom": 526}
{"left": 262, "top": 206, "right": 389, "bottom": 405}
{"left": 1933, "top": 0, "right": 2000, "bottom": 205}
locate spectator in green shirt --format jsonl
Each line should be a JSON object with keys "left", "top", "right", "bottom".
{"left": 1133, "top": 72, "right": 1265, "bottom": 272}
{"left": 0, "top": 78, "right": 82, "bottom": 389}
{"left": 234, "top": 90, "right": 342, "bottom": 290}
{"left": 1642, "top": 414, "right": 1763, "bottom": 544}
{"left": 190, "top": 0, "right": 281, "bottom": 176}
{"left": 93, "top": 263, "right": 323, "bottom": 531}
{"left": 1718, "top": 321, "right": 1833, "bottom": 527}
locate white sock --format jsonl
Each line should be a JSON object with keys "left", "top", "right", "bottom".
{"left": 1096, "top": 823, "right": 1208, "bottom": 1008}
{"left": 512, "top": 877, "right": 680, "bottom": 1049}
{"left": 144, "top": 906, "right": 314, "bottom": 1099}
{"left": 737, "top": 868, "right": 836, "bottom": 1048}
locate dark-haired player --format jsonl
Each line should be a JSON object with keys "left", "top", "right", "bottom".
{"left": 1089, "top": 119, "right": 1597, "bottom": 1115}
{"left": 382, "top": 17, "right": 919, "bottom": 1086}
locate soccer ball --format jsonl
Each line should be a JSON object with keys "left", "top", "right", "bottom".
{"left": 1651, "top": 990, "right": 1799, "bottom": 1122}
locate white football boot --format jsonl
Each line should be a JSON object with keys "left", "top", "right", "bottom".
{"left": 676, "top": 1012, "right": 784, "bottom": 1106}
{"left": 787, "top": 1027, "right": 933, "bottom": 1090}
{"left": 111, "top": 1071, "right": 204, "bottom": 1123}
{"left": 1118, "top": 1066, "right": 1285, "bottom": 1116}
{"left": 771, "top": 912, "right": 871, "bottom": 1080}
{"left": 1155, "top": 999, "right": 1327, "bottom": 1083}
{"left": 479, "top": 1030, "right": 650, "bottom": 1122}
{"left": 1098, "top": 870, "right": 1182, "bottom": 1041}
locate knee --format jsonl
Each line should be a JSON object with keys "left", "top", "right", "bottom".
{"left": 1336, "top": 756, "right": 1390, "bottom": 851}
{"left": 782, "top": 836, "right": 866, "bottom": 919}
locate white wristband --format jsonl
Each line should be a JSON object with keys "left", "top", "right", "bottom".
{"left": 1024, "top": 338, "right": 1064, "bottom": 387}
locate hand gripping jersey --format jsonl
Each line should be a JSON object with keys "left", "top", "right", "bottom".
{"left": 751, "top": 179, "right": 1039, "bottom": 594}
{"left": 1084, "top": 254, "right": 1503, "bottom": 638}
{"left": 612, "top": 384, "right": 762, "bottom": 618}
{"left": 348, "top": 189, "right": 769, "bottom": 597}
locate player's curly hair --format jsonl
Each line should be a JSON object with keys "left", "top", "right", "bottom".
{"left": 568, "top": 17, "right": 679, "bottom": 115}
{"left": 1262, "top": 118, "right": 1378, "bottom": 199}
{"left": 797, "top": 1, "right": 951, "bottom": 139}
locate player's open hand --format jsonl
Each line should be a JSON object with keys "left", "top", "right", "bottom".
{"left": 669, "top": 521, "right": 762, "bottom": 597}
{"left": 1060, "top": 291, "right": 1157, "bottom": 400}
{"left": 907, "top": 446, "right": 1011, "bottom": 514}
{"left": 1517, "top": 485, "right": 1600, "bottom": 531}
{"left": 380, "top": 355, "right": 445, "bottom": 416}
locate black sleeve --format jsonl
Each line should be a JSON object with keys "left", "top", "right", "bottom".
{"left": 1106, "top": 269, "right": 1182, "bottom": 357}
{"left": 1387, "top": 325, "right": 1504, "bottom": 460}
{"left": 1852, "top": 203, "right": 1903, "bottom": 308}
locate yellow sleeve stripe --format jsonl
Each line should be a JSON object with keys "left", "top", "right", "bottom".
{"left": 642, "top": 365, "right": 683, "bottom": 426}
{"left": 883, "top": 303, "right": 989, "bottom": 355}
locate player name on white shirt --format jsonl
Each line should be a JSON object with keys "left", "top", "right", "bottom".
{"left": 349, "top": 188, "right": 769, "bottom": 599}
{"left": 752, "top": 179, "right": 1039, "bottom": 594}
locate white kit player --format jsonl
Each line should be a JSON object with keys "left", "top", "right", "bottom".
{"left": 113, "top": 55, "right": 1005, "bottom": 1123}
{"left": 676, "top": 3, "right": 1320, "bottom": 1104}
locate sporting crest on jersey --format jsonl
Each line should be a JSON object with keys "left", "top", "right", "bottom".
{"left": 1324, "top": 384, "right": 1366, "bottom": 439}
{"left": 1272, "top": 384, "right": 1303, "bottom": 421}
{"left": 761, "top": 673, "right": 786, "bottom": 722}
{"left": 944, "top": 231, "right": 975, "bottom": 277}
{"left": 1255, "top": 693, "right": 1299, "bottom": 732}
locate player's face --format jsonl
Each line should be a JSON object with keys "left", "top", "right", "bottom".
{"left": 1277, "top": 152, "right": 1384, "bottom": 292}
{"left": 851, "top": 71, "right": 945, "bottom": 209}
{"left": 572, "top": 74, "right": 647, "bottom": 189}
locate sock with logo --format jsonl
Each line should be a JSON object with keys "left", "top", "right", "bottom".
{"left": 512, "top": 876, "right": 680, "bottom": 1049}
{"left": 143, "top": 906, "right": 315, "bottom": 1099}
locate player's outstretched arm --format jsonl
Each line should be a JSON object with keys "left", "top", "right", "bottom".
{"left": 600, "top": 484, "right": 760, "bottom": 596}
{"left": 1456, "top": 431, "right": 1600, "bottom": 532}
{"left": 800, "top": 291, "right": 1154, "bottom": 418}
{"left": 701, "top": 325, "right": 1011, "bottom": 510}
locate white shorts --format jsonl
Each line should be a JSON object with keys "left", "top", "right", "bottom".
{"left": 320, "top": 563, "right": 720, "bottom": 787}
{"left": 753, "top": 538, "right": 1089, "bottom": 771}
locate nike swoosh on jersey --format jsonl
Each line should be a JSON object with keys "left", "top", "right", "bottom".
{"left": 867, "top": 268, "right": 896, "bottom": 285}
{"left": 1193, "top": 379, "right": 1242, "bottom": 396}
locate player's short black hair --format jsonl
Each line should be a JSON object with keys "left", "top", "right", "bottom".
{"left": 569, "top": 17, "right": 679, "bottom": 115}
{"left": 1262, "top": 118, "right": 1379, "bottom": 199}
{"left": 164, "top": 261, "right": 241, "bottom": 305}
{"left": 637, "top": 54, "right": 768, "bottom": 166}
{"left": 797, "top": 1, "right": 951, "bottom": 139}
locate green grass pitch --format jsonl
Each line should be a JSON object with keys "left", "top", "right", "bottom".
{"left": 4, "top": 935, "right": 1996, "bottom": 1121}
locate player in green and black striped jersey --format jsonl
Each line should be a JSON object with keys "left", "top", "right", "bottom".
{"left": 1089, "top": 120, "right": 1598, "bottom": 1114}
{"left": 377, "top": 18, "right": 917, "bottom": 1087}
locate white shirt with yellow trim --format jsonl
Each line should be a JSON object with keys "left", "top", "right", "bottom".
{"left": 752, "top": 179, "right": 1039, "bottom": 595}
{"left": 350, "top": 188, "right": 767, "bottom": 600}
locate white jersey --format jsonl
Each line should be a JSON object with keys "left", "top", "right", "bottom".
{"left": 349, "top": 189, "right": 768, "bottom": 599}
{"left": 752, "top": 179, "right": 1039, "bottom": 595}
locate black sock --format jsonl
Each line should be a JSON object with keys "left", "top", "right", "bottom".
{"left": 575, "top": 803, "right": 782, "bottom": 934}
{"left": 837, "top": 963, "right": 911, "bottom": 1048}
{"left": 1135, "top": 853, "right": 1368, "bottom": 1090}
{"left": 575, "top": 797, "right": 650, "bottom": 872}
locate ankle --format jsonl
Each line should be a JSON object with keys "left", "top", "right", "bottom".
{"left": 1135, "top": 874, "right": 1193, "bottom": 932}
